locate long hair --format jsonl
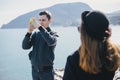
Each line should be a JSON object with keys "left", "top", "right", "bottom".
{"left": 79, "top": 25, "right": 120, "bottom": 74}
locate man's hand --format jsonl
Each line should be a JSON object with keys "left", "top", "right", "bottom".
{"left": 28, "top": 18, "right": 36, "bottom": 33}
{"left": 35, "top": 19, "right": 41, "bottom": 29}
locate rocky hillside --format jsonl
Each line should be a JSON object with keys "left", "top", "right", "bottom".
{"left": 1, "top": 2, "right": 92, "bottom": 29}
{"left": 1, "top": 2, "right": 120, "bottom": 29}
{"left": 108, "top": 10, "right": 120, "bottom": 25}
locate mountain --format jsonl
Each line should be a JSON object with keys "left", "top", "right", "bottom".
{"left": 1, "top": 2, "right": 92, "bottom": 29}
{"left": 108, "top": 10, "right": 120, "bottom": 25}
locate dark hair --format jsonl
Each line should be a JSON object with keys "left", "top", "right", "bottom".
{"left": 79, "top": 11, "right": 120, "bottom": 74}
{"left": 81, "top": 11, "right": 109, "bottom": 41}
{"left": 39, "top": 10, "right": 52, "bottom": 20}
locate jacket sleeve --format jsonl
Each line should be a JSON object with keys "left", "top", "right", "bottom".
{"left": 63, "top": 56, "right": 76, "bottom": 80}
{"left": 22, "top": 32, "right": 35, "bottom": 49}
{"left": 39, "top": 27, "right": 57, "bottom": 46}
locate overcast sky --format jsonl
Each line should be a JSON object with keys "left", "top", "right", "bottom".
{"left": 0, "top": 0, "right": 120, "bottom": 27}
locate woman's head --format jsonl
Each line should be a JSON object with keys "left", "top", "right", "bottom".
{"left": 80, "top": 11, "right": 110, "bottom": 41}
{"left": 79, "top": 11, "right": 120, "bottom": 74}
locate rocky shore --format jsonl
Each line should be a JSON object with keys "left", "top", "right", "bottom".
{"left": 54, "top": 68, "right": 64, "bottom": 80}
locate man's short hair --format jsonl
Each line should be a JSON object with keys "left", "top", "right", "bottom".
{"left": 39, "top": 10, "right": 52, "bottom": 20}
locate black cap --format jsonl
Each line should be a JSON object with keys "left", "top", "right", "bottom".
{"left": 81, "top": 11, "right": 109, "bottom": 41}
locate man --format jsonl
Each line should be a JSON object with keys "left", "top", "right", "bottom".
{"left": 22, "top": 10, "right": 58, "bottom": 80}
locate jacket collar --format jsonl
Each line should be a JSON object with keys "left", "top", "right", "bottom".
{"left": 46, "top": 27, "right": 51, "bottom": 32}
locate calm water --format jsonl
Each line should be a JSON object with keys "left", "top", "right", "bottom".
{"left": 0, "top": 27, "right": 120, "bottom": 80}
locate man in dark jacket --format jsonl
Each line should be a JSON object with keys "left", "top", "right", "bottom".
{"left": 22, "top": 10, "right": 58, "bottom": 80}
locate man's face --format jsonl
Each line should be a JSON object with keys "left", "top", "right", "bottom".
{"left": 39, "top": 15, "right": 51, "bottom": 28}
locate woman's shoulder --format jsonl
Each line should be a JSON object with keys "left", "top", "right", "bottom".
{"left": 67, "top": 50, "right": 79, "bottom": 65}
{"left": 71, "top": 50, "right": 79, "bottom": 58}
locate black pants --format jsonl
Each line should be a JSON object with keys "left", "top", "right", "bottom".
{"left": 32, "top": 66, "right": 54, "bottom": 80}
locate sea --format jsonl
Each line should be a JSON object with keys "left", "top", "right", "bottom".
{"left": 0, "top": 26, "right": 120, "bottom": 80}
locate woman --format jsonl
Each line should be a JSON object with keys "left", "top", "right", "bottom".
{"left": 63, "top": 11, "right": 120, "bottom": 80}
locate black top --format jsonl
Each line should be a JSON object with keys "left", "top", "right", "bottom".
{"left": 63, "top": 50, "right": 115, "bottom": 80}
{"left": 22, "top": 27, "right": 58, "bottom": 69}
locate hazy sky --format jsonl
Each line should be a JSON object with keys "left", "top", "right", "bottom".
{"left": 0, "top": 0, "right": 120, "bottom": 27}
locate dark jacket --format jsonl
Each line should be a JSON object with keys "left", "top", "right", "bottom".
{"left": 22, "top": 27, "right": 58, "bottom": 69}
{"left": 63, "top": 50, "right": 115, "bottom": 80}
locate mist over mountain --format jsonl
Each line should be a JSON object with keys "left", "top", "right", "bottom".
{"left": 1, "top": 2, "right": 92, "bottom": 29}
{"left": 107, "top": 10, "right": 120, "bottom": 25}
{"left": 1, "top": 2, "right": 120, "bottom": 29}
